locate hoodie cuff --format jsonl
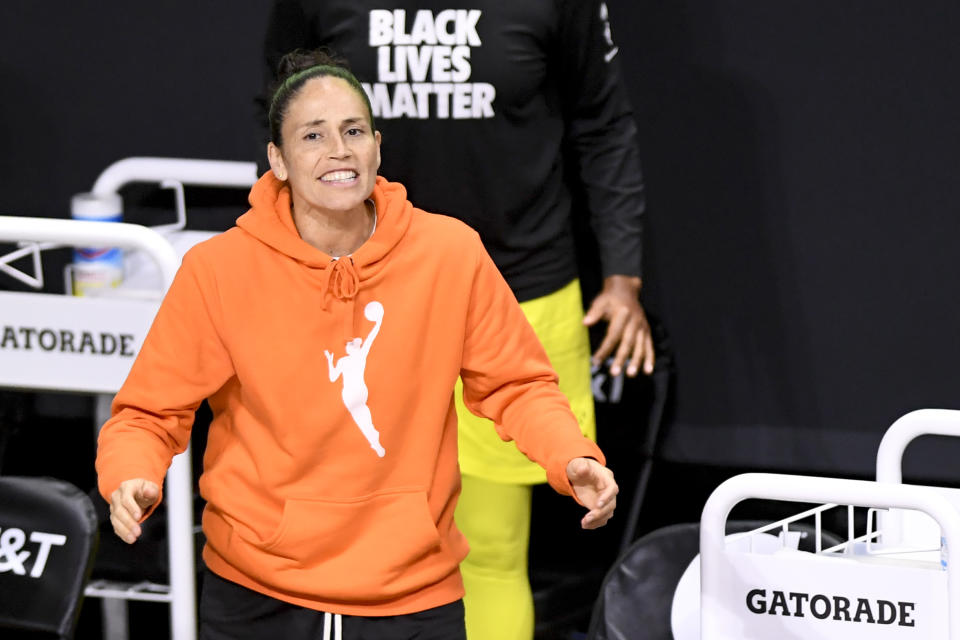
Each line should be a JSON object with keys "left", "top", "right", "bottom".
{"left": 97, "top": 458, "right": 167, "bottom": 520}
{"left": 545, "top": 439, "right": 607, "bottom": 506}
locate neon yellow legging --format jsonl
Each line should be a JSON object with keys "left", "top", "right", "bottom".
{"left": 454, "top": 280, "right": 595, "bottom": 640}
{"left": 456, "top": 475, "right": 534, "bottom": 640}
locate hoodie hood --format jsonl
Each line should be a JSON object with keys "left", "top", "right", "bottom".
{"left": 237, "top": 173, "right": 413, "bottom": 300}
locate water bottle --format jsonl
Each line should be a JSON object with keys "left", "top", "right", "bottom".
{"left": 70, "top": 192, "right": 124, "bottom": 296}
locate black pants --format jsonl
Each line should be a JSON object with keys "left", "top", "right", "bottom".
{"left": 199, "top": 568, "right": 467, "bottom": 640}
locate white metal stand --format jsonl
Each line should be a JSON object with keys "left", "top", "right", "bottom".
{"left": 700, "top": 473, "right": 960, "bottom": 639}
{"left": 0, "top": 154, "right": 258, "bottom": 640}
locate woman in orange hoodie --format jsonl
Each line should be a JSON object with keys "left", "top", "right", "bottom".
{"left": 97, "top": 49, "right": 618, "bottom": 640}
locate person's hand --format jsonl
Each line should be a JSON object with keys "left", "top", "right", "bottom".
{"left": 109, "top": 479, "right": 160, "bottom": 544}
{"left": 583, "top": 275, "right": 655, "bottom": 377}
{"left": 566, "top": 457, "right": 618, "bottom": 529}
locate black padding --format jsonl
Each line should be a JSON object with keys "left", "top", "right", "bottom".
{"left": 587, "top": 522, "right": 701, "bottom": 640}
{"left": 0, "top": 476, "right": 99, "bottom": 639}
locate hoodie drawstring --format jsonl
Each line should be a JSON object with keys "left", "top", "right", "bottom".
{"left": 322, "top": 611, "right": 342, "bottom": 640}
{"left": 319, "top": 257, "right": 360, "bottom": 308}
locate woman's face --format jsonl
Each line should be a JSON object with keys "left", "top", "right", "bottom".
{"left": 268, "top": 76, "right": 381, "bottom": 217}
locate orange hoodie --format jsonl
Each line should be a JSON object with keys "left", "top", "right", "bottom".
{"left": 96, "top": 173, "right": 605, "bottom": 616}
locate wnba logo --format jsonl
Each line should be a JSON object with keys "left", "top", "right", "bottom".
{"left": 325, "top": 301, "right": 387, "bottom": 457}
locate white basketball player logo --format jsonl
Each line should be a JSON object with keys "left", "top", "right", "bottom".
{"left": 324, "top": 301, "right": 386, "bottom": 457}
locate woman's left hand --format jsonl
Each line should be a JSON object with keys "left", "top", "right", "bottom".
{"left": 567, "top": 457, "right": 618, "bottom": 529}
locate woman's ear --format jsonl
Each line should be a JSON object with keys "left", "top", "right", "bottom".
{"left": 267, "top": 142, "right": 287, "bottom": 181}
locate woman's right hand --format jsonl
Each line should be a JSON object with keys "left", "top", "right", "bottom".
{"left": 109, "top": 478, "right": 160, "bottom": 544}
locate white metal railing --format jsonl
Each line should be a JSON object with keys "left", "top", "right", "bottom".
{"left": 876, "top": 409, "right": 960, "bottom": 550}
{"left": 91, "top": 157, "right": 258, "bottom": 195}
{"left": 91, "top": 157, "right": 259, "bottom": 235}
{"left": 0, "top": 217, "right": 179, "bottom": 284}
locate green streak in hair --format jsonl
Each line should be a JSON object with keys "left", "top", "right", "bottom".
{"left": 269, "top": 64, "right": 375, "bottom": 137}
{"left": 270, "top": 66, "right": 329, "bottom": 112}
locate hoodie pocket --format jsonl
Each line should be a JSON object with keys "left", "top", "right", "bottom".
{"left": 258, "top": 489, "right": 455, "bottom": 598}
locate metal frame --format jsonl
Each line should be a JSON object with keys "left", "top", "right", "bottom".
{"left": 0, "top": 155, "right": 258, "bottom": 640}
{"left": 0, "top": 215, "right": 195, "bottom": 640}
{"left": 876, "top": 409, "right": 960, "bottom": 548}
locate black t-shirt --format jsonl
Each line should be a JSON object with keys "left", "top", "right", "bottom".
{"left": 263, "top": 0, "right": 645, "bottom": 301}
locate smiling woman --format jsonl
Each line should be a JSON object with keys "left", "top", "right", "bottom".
{"left": 266, "top": 51, "right": 382, "bottom": 257}
{"left": 95, "top": 47, "right": 619, "bottom": 640}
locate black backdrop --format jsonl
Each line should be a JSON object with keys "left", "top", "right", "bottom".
{"left": 2, "top": 1, "right": 960, "bottom": 485}
{"left": 615, "top": 1, "right": 960, "bottom": 480}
